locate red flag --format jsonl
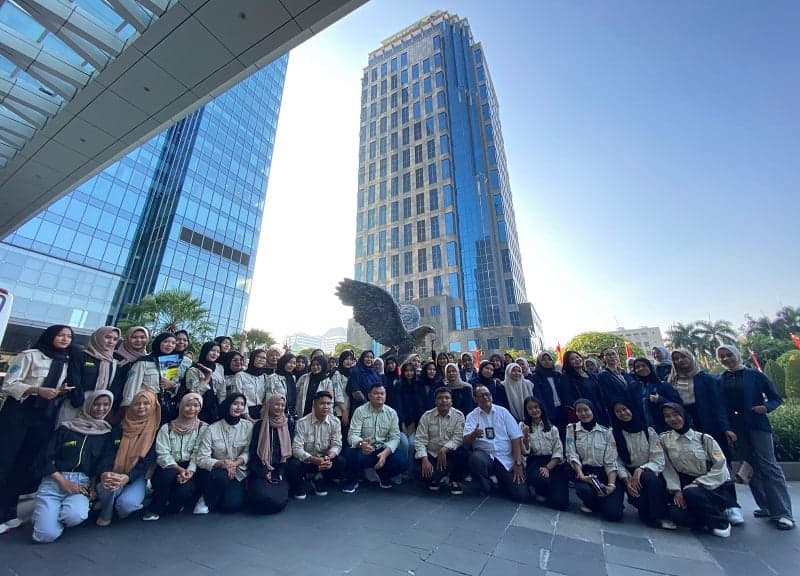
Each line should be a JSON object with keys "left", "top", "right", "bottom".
{"left": 791, "top": 333, "right": 800, "bottom": 351}
{"left": 473, "top": 348, "right": 481, "bottom": 366}
{"left": 748, "top": 348, "right": 762, "bottom": 372}
{"left": 624, "top": 341, "right": 633, "bottom": 359}
{"left": 556, "top": 343, "right": 563, "bottom": 365}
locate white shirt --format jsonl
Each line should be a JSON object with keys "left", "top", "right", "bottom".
{"left": 464, "top": 404, "right": 522, "bottom": 471}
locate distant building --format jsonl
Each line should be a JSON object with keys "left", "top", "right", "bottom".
{"left": 608, "top": 326, "right": 665, "bottom": 353}
{"left": 348, "top": 11, "right": 543, "bottom": 357}
{"left": 287, "top": 327, "right": 346, "bottom": 354}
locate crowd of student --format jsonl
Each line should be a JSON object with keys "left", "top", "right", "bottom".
{"left": 0, "top": 325, "right": 794, "bottom": 544}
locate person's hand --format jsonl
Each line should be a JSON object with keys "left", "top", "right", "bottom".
{"left": 360, "top": 441, "right": 375, "bottom": 455}
{"left": 60, "top": 480, "right": 87, "bottom": 495}
{"left": 436, "top": 447, "right": 448, "bottom": 471}
{"left": 226, "top": 461, "right": 238, "bottom": 479}
{"left": 214, "top": 459, "right": 230, "bottom": 469}
{"left": 539, "top": 466, "right": 549, "bottom": 479}
{"left": 421, "top": 457, "right": 434, "bottom": 479}
{"left": 520, "top": 423, "right": 530, "bottom": 437}
{"left": 353, "top": 391, "right": 366, "bottom": 403}
{"left": 374, "top": 449, "right": 389, "bottom": 470}
{"left": 752, "top": 405, "right": 768, "bottom": 415}
{"left": 340, "top": 412, "right": 350, "bottom": 427}
{"left": 602, "top": 483, "right": 616, "bottom": 498}
{"left": 725, "top": 430, "right": 738, "bottom": 444}
{"left": 117, "top": 474, "right": 130, "bottom": 489}
{"left": 37, "top": 387, "right": 60, "bottom": 400}
{"left": 512, "top": 463, "right": 525, "bottom": 484}
{"left": 318, "top": 457, "right": 333, "bottom": 471}
{"left": 626, "top": 480, "right": 640, "bottom": 498}
{"left": 648, "top": 394, "right": 659, "bottom": 403}
{"left": 579, "top": 473, "right": 595, "bottom": 485}
{"left": 683, "top": 482, "right": 700, "bottom": 490}
{"left": 160, "top": 378, "right": 177, "bottom": 390}
{"left": 470, "top": 425, "right": 484, "bottom": 440}
{"left": 673, "top": 491, "right": 687, "bottom": 509}
{"left": 629, "top": 468, "right": 643, "bottom": 493}
{"left": 88, "top": 484, "right": 97, "bottom": 501}
{"left": 100, "top": 472, "right": 119, "bottom": 490}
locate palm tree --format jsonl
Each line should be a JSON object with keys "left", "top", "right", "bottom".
{"left": 665, "top": 322, "right": 702, "bottom": 354}
{"left": 695, "top": 320, "right": 738, "bottom": 360}
{"left": 774, "top": 306, "right": 800, "bottom": 340}
{"left": 119, "top": 290, "right": 215, "bottom": 350}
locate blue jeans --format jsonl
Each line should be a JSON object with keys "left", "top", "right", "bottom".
{"left": 96, "top": 476, "right": 147, "bottom": 521}
{"left": 345, "top": 447, "right": 409, "bottom": 483}
{"left": 32, "top": 472, "right": 91, "bottom": 543}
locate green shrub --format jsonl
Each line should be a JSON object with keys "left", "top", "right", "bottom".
{"left": 764, "top": 359, "right": 786, "bottom": 397}
{"left": 783, "top": 353, "right": 800, "bottom": 401}
{"left": 769, "top": 400, "right": 800, "bottom": 461}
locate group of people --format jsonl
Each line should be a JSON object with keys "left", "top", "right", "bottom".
{"left": 0, "top": 325, "right": 794, "bottom": 545}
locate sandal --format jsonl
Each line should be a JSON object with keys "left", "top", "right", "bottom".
{"left": 775, "top": 517, "right": 795, "bottom": 531}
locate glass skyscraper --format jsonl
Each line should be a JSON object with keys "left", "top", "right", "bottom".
{"left": 349, "top": 11, "right": 543, "bottom": 354}
{"left": 0, "top": 1, "right": 287, "bottom": 346}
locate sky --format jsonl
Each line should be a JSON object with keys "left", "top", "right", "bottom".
{"left": 247, "top": 0, "right": 800, "bottom": 347}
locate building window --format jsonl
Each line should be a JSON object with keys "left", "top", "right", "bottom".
{"left": 378, "top": 258, "right": 386, "bottom": 280}
{"left": 417, "top": 220, "right": 426, "bottom": 242}
{"left": 391, "top": 227, "right": 399, "bottom": 249}
{"left": 402, "top": 149, "right": 410, "bottom": 169}
{"left": 447, "top": 241, "right": 457, "bottom": 266}
{"left": 448, "top": 273, "right": 460, "bottom": 298}
{"left": 391, "top": 283, "right": 399, "bottom": 300}
{"left": 507, "top": 336, "right": 515, "bottom": 349}
{"left": 487, "top": 338, "right": 500, "bottom": 350}
{"left": 451, "top": 306, "right": 463, "bottom": 330}
{"left": 415, "top": 168, "right": 424, "bottom": 189}
{"left": 414, "top": 144, "right": 423, "bottom": 164}
{"left": 442, "top": 184, "right": 452, "bottom": 207}
{"left": 505, "top": 279, "right": 515, "bottom": 304}
{"left": 418, "top": 278, "right": 428, "bottom": 298}
{"left": 430, "top": 216, "right": 440, "bottom": 239}
{"left": 416, "top": 193, "right": 425, "bottom": 215}
{"left": 366, "top": 260, "right": 374, "bottom": 282}
{"left": 378, "top": 230, "right": 386, "bottom": 251}
{"left": 366, "top": 234, "right": 374, "bottom": 255}
{"left": 433, "top": 275, "right": 443, "bottom": 296}
{"left": 417, "top": 248, "right": 427, "bottom": 272}
{"left": 431, "top": 304, "right": 441, "bottom": 316}
{"left": 431, "top": 244, "right": 442, "bottom": 268}
{"left": 509, "top": 311, "right": 520, "bottom": 326}
{"left": 391, "top": 255, "right": 400, "bottom": 277}
{"left": 402, "top": 173, "right": 411, "bottom": 193}
{"left": 497, "top": 220, "right": 507, "bottom": 242}
{"left": 404, "top": 251, "right": 413, "bottom": 274}
{"left": 403, "top": 197, "right": 412, "bottom": 218}
{"left": 403, "top": 224, "right": 412, "bottom": 246}
{"left": 414, "top": 122, "right": 422, "bottom": 140}
{"left": 428, "top": 163, "right": 437, "bottom": 184}
{"left": 391, "top": 201, "right": 399, "bottom": 222}
{"left": 441, "top": 159, "right": 450, "bottom": 180}
{"left": 501, "top": 249, "right": 511, "bottom": 272}
{"left": 378, "top": 205, "right": 386, "bottom": 225}
{"left": 404, "top": 281, "right": 414, "bottom": 301}
{"left": 427, "top": 139, "right": 436, "bottom": 159}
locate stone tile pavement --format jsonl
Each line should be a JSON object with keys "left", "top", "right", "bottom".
{"left": 0, "top": 482, "right": 797, "bottom": 575}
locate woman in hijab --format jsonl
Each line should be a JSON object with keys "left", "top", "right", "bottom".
{"left": 502, "top": 363, "right": 533, "bottom": 422}
{"left": 329, "top": 350, "right": 352, "bottom": 427}
{"left": 651, "top": 346, "right": 673, "bottom": 381}
{"left": 183, "top": 341, "right": 224, "bottom": 423}
{"left": 559, "top": 351, "right": 608, "bottom": 426}
{"left": 346, "top": 350, "right": 380, "bottom": 416}
{"left": 31, "top": 390, "right": 114, "bottom": 542}
{"left": 230, "top": 349, "right": 268, "bottom": 420}
{"left": 372, "top": 357, "right": 385, "bottom": 376}
{"left": 276, "top": 353, "right": 298, "bottom": 426}
{"left": 583, "top": 357, "right": 602, "bottom": 376}
{"left": 144, "top": 392, "right": 207, "bottom": 520}
{"left": 489, "top": 353, "right": 505, "bottom": 380}
{"left": 716, "top": 345, "right": 794, "bottom": 530}
{"left": 515, "top": 357, "right": 534, "bottom": 381}
{"left": 610, "top": 399, "right": 673, "bottom": 529}
{"left": 61, "top": 326, "right": 121, "bottom": 424}
{"left": 111, "top": 326, "right": 149, "bottom": 410}
{"left": 0, "top": 324, "right": 73, "bottom": 535}
{"left": 175, "top": 330, "right": 193, "bottom": 380}
{"left": 220, "top": 351, "right": 246, "bottom": 403}
{"left": 96, "top": 389, "right": 160, "bottom": 526}
{"left": 520, "top": 396, "right": 568, "bottom": 510}
{"left": 248, "top": 394, "right": 292, "bottom": 514}
{"left": 530, "top": 352, "right": 562, "bottom": 431}
{"left": 442, "top": 362, "right": 474, "bottom": 415}
{"left": 195, "top": 393, "right": 253, "bottom": 514}
{"left": 391, "top": 361, "right": 425, "bottom": 471}
{"left": 296, "top": 356, "right": 333, "bottom": 418}
{"left": 565, "top": 398, "right": 624, "bottom": 521}
{"left": 418, "top": 360, "right": 442, "bottom": 411}
{"left": 660, "top": 402, "right": 732, "bottom": 537}
{"left": 668, "top": 349, "right": 740, "bottom": 520}
{"left": 382, "top": 356, "right": 399, "bottom": 405}
{"left": 629, "top": 358, "right": 681, "bottom": 433}
{"left": 469, "top": 360, "right": 509, "bottom": 409}
{"left": 122, "top": 332, "right": 179, "bottom": 418}
{"left": 293, "top": 354, "right": 309, "bottom": 381}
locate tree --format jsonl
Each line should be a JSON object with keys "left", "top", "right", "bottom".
{"left": 563, "top": 332, "right": 646, "bottom": 360}
{"left": 505, "top": 348, "right": 534, "bottom": 362}
{"left": 694, "top": 320, "right": 737, "bottom": 359}
{"left": 334, "top": 342, "right": 363, "bottom": 357}
{"left": 295, "top": 347, "right": 317, "bottom": 359}
{"left": 233, "top": 329, "right": 275, "bottom": 351}
{"left": 774, "top": 306, "right": 800, "bottom": 340}
{"left": 743, "top": 332, "right": 793, "bottom": 364}
{"left": 665, "top": 323, "right": 702, "bottom": 355}
{"left": 118, "top": 290, "right": 215, "bottom": 352}
{"left": 764, "top": 359, "right": 786, "bottom": 397}
{"left": 782, "top": 352, "right": 800, "bottom": 401}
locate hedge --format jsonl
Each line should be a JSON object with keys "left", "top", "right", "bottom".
{"left": 770, "top": 400, "right": 800, "bottom": 461}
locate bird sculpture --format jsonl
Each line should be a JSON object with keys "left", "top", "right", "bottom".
{"left": 335, "top": 278, "right": 435, "bottom": 360}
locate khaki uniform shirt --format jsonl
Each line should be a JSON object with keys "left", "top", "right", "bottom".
{"left": 659, "top": 429, "right": 730, "bottom": 492}
{"left": 414, "top": 407, "right": 465, "bottom": 459}
{"left": 155, "top": 422, "right": 207, "bottom": 472}
{"left": 195, "top": 419, "right": 253, "bottom": 481}
{"left": 292, "top": 413, "right": 342, "bottom": 461}
{"left": 616, "top": 428, "right": 665, "bottom": 479}
{"left": 2, "top": 349, "right": 68, "bottom": 400}
{"left": 348, "top": 403, "right": 401, "bottom": 452}
{"left": 184, "top": 365, "right": 226, "bottom": 403}
{"left": 565, "top": 422, "right": 619, "bottom": 476}
{"left": 520, "top": 421, "right": 563, "bottom": 460}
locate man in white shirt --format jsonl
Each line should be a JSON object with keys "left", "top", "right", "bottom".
{"left": 463, "top": 385, "right": 527, "bottom": 502}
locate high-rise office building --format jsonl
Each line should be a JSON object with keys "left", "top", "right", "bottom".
{"left": 349, "top": 12, "right": 543, "bottom": 355}
{"left": 0, "top": 0, "right": 287, "bottom": 349}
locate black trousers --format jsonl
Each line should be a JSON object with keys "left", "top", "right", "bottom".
{"left": 148, "top": 463, "right": 200, "bottom": 515}
{"left": 526, "top": 454, "right": 569, "bottom": 511}
{"left": 413, "top": 447, "right": 469, "bottom": 484}
{"left": 248, "top": 476, "right": 289, "bottom": 515}
{"left": 573, "top": 465, "right": 625, "bottom": 521}
{"left": 285, "top": 456, "right": 346, "bottom": 493}
{"left": 468, "top": 450, "right": 528, "bottom": 503}
{"left": 0, "top": 401, "right": 52, "bottom": 523}
{"left": 200, "top": 469, "right": 245, "bottom": 513}
{"left": 669, "top": 473, "right": 729, "bottom": 530}
{"left": 623, "top": 467, "right": 668, "bottom": 526}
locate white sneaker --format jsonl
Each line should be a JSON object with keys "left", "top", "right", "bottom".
{"left": 193, "top": 497, "right": 209, "bottom": 515}
{"left": 0, "top": 518, "right": 22, "bottom": 535}
{"left": 712, "top": 524, "right": 731, "bottom": 538}
{"left": 660, "top": 519, "right": 677, "bottom": 530}
{"left": 726, "top": 507, "right": 745, "bottom": 526}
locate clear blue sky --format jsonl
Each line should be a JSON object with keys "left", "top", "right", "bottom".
{"left": 249, "top": 0, "right": 800, "bottom": 346}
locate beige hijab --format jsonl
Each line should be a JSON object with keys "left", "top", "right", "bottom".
{"left": 84, "top": 326, "right": 121, "bottom": 390}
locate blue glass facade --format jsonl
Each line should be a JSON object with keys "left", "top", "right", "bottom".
{"left": 0, "top": 0, "right": 288, "bottom": 339}
{"left": 350, "top": 12, "right": 543, "bottom": 353}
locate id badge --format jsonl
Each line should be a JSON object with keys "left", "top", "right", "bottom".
{"left": 485, "top": 427, "right": 495, "bottom": 440}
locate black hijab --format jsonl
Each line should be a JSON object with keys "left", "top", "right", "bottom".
{"left": 144, "top": 332, "right": 176, "bottom": 363}
{"left": 246, "top": 349, "right": 268, "bottom": 376}
{"left": 220, "top": 393, "right": 246, "bottom": 426}
{"left": 534, "top": 352, "right": 556, "bottom": 378}
{"left": 195, "top": 341, "right": 218, "bottom": 371}
{"left": 475, "top": 360, "right": 496, "bottom": 386}
{"left": 631, "top": 357, "right": 661, "bottom": 386}
{"left": 336, "top": 350, "right": 354, "bottom": 378}
{"left": 220, "top": 351, "right": 244, "bottom": 376}
{"left": 610, "top": 398, "right": 646, "bottom": 467}
{"left": 276, "top": 353, "right": 296, "bottom": 380}
{"left": 420, "top": 361, "right": 440, "bottom": 387}
{"left": 34, "top": 324, "right": 72, "bottom": 390}
{"left": 662, "top": 402, "right": 691, "bottom": 435}
{"left": 309, "top": 356, "right": 329, "bottom": 385}
{"left": 574, "top": 398, "right": 598, "bottom": 431}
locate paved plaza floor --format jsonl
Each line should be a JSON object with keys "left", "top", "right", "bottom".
{"left": 1, "top": 481, "right": 797, "bottom": 575}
